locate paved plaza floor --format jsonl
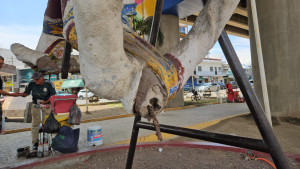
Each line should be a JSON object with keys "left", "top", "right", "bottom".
{"left": 0, "top": 103, "right": 249, "bottom": 167}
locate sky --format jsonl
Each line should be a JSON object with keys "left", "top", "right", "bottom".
{"left": 0, "top": 0, "right": 252, "bottom": 66}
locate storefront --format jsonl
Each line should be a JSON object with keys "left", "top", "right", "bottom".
{"left": 61, "top": 79, "right": 85, "bottom": 95}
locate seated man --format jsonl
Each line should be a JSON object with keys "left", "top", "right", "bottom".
{"left": 20, "top": 72, "right": 56, "bottom": 151}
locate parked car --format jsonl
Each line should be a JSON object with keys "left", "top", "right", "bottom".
{"left": 227, "top": 81, "right": 239, "bottom": 89}
{"left": 77, "top": 89, "right": 95, "bottom": 100}
{"left": 195, "top": 83, "right": 204, "bottom": 87}
{"left": 0, "top": 96, "right": 6, "bottom": 103}
{"left": 194, "top": 83, "right": 204, "bottom": 91}
{"left": 197, "top": 83, "right": 220, "bottom": 92}
{"left": 56, "top": 90, "right": 72, "bottom": 96}
{"left": 217, "top": 82, "right": 226, "bottom": 89}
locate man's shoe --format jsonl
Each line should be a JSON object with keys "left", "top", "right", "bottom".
{"left": 17, "top": 146, "right": 30, "bottom": 157}
{"left": 32, "top": 142, "right": 38, "bottom": 151}
{"left": 26, "top": 152, "right": 37, "bottom": 159}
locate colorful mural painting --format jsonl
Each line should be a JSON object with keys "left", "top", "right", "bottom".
{"left": 135, "top": 0, "right": 157, "bottom": 19}
{"left": 123, "top": 27, "right": 179, "bottom": 100}
{"left": 121, "top": 3, "right": 138, "bottom": 30}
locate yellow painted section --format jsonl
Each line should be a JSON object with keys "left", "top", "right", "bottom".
{"left": 5, "top": 128, "right": 31, "bottom": 134}
{"left": 69, "top": 26, "right": 78, "bottom": 50}
{"left": 80, "top": 114, "right": 134, "bottom": 123}
{"left": 136, "top": 0, "right": 157, "bottom": 19}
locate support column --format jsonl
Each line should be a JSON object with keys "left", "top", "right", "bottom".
{"left": 247, "top": 0, "right": 300, "bottom": 118}
{"left": 156, "top": 15, "right": 184, "bottom": 108}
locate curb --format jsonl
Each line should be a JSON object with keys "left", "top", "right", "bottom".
{"left": 4, "top": 141, "right": 300, "bottom": 169}
{"left": 5, "top": 101, "right": 233, "bottom": 134}
{"left": 107, "top": 112, "right": 250, "bottom": 146}
{"left": 4, "top": 114, "right": 135, "bottom": 134}
{"left": 77, "top": 101, "right": 121, "bottom": 107}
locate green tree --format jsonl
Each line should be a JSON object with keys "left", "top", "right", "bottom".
{"left": 132, "top": 16, "right": 164, "bottom": 46}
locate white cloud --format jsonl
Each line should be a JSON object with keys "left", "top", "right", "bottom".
{"left": 209, "top": 35, "right": 252, "bottom": 66}
{"left": 235, "top": 49, "right": 252, "bottom": 66}
{"left": 0, "top": 24, "right": 42, "bottom": 50}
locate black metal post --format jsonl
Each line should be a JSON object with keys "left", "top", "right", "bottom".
{"left": 218, "top": 30, "right": 290, "bottom": 169}
{"left": 149, "top": 0, "right": 164, "bottom": 46}
{"left": 61, "top": 41, "right": 72, "bottom": 79}
{"left": 201, "top": 1, "right": 290, "bottom": 168}
{"left": 136, "top": 121, "right": 269, "bottom": 153}
{"left": 125, "top": 115, "right": 142, "bottom": 169}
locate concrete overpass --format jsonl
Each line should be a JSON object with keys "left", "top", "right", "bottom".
{"left": 161, "top": 0, "right": 249, "bottom": 39}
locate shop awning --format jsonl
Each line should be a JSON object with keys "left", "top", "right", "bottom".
{"left": 61, "top": 79, "right": 84, "bottom": 89}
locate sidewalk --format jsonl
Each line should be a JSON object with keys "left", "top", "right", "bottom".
{"left": 5, "top": 104, "right": 127, "bottom": 131}
{"left": 0, "top": 103, "right": 249, "bottom": 166}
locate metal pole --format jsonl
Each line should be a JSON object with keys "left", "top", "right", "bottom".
{"left": 219, "top": 31, "right": 290, "bottom": 169}
{"left": 149, "top": 0, "right": 164, "bottom": 46}
{"left": 200, "top": 1, "right": 290, "bottom": 168}
{"left": 249, "top": 0, "right": 272, "bottom": 126}
{"left": 61, "top": 41, "right": 71, "bottom": 79}
{"left": 126, "top": 115, "right": 141, "bottom": 169}
{"left": 85, "top": 87, "right": 88, "bottom": 113}
{"left": 136, "top": 121, "right": 269, "bottom": 153}
{"left": 192, "top": 76, "right": 194, "bottom": 89}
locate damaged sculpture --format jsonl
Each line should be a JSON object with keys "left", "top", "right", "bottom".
{"left": 10, "top": 0, "right": 239, "bottom": 140}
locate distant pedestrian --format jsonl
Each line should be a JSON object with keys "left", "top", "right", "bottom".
{"left": 0, "top": 55, "right": 22, "bottom": 131}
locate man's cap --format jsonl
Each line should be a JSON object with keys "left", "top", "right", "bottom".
{"left": 31, "top": 72, "right": 43, "bottom": 80}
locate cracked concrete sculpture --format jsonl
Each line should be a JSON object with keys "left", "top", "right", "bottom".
{"left": 11, "top": 0, "right": 239, "bottom": 118}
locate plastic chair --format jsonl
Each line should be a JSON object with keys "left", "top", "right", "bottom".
{"left": 50, "top": 95, "right": 77, "bottom": 114}
{"left": 43, "top": 95, "right": 78, "bottom": 129}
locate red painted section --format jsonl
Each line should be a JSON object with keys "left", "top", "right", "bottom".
{"left": 135, "top": 36, "right": 154, "bottom": 50}
{"left": 66, "top": 22, "right": 75, "bottom": 42}
{"left": 44, "top": 39, "right": 65, "bottom": 54}
{"left": 45, "top": 0, "right": 62, "bottom": 19}
{"left": 10, "top": 141, "right": 300, "bottom": 168}
{"left": 60, "top": 0, "right": 70, "bottom": 17}
{"left": 164, "top": 53, "right": 185, "bottom": 90}
{"left": 135, "top": 0, "right": 144, "bottom": 6}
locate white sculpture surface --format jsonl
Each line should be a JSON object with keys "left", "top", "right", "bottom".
{"left": 11, "top": 0, "right": 239, "bottom": 118}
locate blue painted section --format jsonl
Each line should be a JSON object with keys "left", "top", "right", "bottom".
{"left": 162, "top": 0, "right": 203, "bottom": 19}
{"left": 162, "top": 0, "right": 183, "bottom": 13}
{"left": 163, "top": 0, "right": 183, "bottom": 10}
{"left": 122, "top": 3, "right": 137, "bottom": 16}
{"left": 163, "top": 5, "right": 180, "bottom": 17}
{"left": 183, "top": 77, "right": 197, "bottom": 88}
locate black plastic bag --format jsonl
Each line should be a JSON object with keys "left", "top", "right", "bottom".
{"left": 68, "top": 104, "right": 82, "bottom": 125}
{"left": 51, "top": 126, "right": 80, "bottom": 153}
{"left": 44, "top": 112, "right": 61, "bottom": 133}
